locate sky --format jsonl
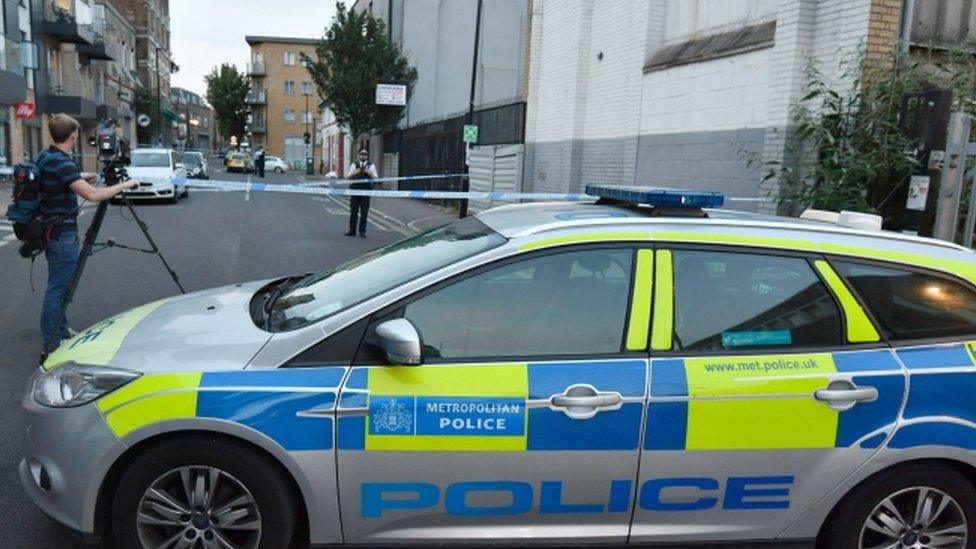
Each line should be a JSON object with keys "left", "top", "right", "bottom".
{"left": 170, "top": 0, "right": 337, "bottom": 99}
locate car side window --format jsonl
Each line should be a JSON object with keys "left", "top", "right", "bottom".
{"left": 834, "top": 261, "right": 976, "bottom": 341}
{"left": 672, "top": 250, "right": 843, "bottom": 352}
{"left": 402, "top": 248, "right": 634, "bottom": 360}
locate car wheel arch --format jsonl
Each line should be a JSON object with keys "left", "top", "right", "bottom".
{"left": 94, "top": 422, "right": 315, "bottom": 545}
{"left": 813, "top": 457, "right": 976, "bottom": 547}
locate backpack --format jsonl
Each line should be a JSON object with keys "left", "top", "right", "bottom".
{"left": 5, "top": 154, "right": 54, "bottom": 243}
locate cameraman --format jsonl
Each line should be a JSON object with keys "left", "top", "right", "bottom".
{"left": 38, "top": 114, "right": 138, "bottom": 353}
{"left": 344, "top": 147, "right": 377, "bottom": 237}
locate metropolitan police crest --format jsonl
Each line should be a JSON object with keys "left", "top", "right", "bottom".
{"left": 372, "top": 398, "right": 413, "bottom": 434}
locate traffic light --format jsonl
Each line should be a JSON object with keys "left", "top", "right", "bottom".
{"left": 303, "top": 132, "right": 311, "bottom": 144}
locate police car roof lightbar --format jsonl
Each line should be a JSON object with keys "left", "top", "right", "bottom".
{"left": 586, "top": 184, "right": 725, "bottom": 209}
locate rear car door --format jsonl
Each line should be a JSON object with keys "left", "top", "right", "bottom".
{"left": 632, "top": 247, "right": 906, "bottom": 543}
{"left": 336, "top": 246, "right": 650, "bottom": 543}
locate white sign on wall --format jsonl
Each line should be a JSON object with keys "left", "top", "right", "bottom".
{"left": 907, "top": 175, "right": 930, "bottom": 211}
{"left": 375, "top": 84, "right": 407, "bottom": 106}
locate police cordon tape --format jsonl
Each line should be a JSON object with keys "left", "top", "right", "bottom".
{"left": 161, "top": 174, "right": 770, "bottom": 203}
{"left": 0, "top": 165, "right": 769, "bottom": 202}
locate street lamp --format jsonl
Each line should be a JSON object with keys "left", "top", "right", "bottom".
{"left": 304, "top": 90, "right": 313, "bottom": 175}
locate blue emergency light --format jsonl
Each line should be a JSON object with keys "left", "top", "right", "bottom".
{"left": 585, "top": 185, "right": 725, "bottom": 208}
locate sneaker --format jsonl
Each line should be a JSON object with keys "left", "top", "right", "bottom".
{"left": 359, "top": 233, "right": 367, "bottom": 238}
{"left": 344, "top": 231, "right": 356, "bottom": 236}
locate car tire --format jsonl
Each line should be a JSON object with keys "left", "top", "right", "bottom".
{"left": 274, "top": 167, "right": 283, "bottom": 174}
{"left": 818, "top": 463, "right": 976, "bottom": 549}
{"left": 110, "top": 434, "right": 297, "bottom": 549}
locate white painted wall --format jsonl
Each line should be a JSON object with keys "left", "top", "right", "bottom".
{"left": 396, "top": 0, "right": 527, "bottom": 127}
{"left": 640, "top": 47, "right": 771, "bottom": 135}
{"left": 663, "top": 0, "right": 777, "bottom": 44}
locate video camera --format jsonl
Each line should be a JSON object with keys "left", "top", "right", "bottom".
{"left": 88, "top": 119, "right": 131, "bottom": 185}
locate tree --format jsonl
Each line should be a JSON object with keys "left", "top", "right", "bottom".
{"left": 750, "top": 48, "right": 976, "bottom": 224}
{"left": 304, "top": 2, "right": 418, "bottom": 142}
{"left": 134, "top": 86, "right": 157, "bottom": 145}
{"left": 205, "top": 63, "right": 250, "bottom": 144}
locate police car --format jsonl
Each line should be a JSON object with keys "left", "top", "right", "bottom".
{"left": 21, "top": 186, "right": 976, "bottom": 548}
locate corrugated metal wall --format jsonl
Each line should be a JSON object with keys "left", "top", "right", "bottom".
{"left": 912, "top": 0, "right": 976, "bottom": 47}
{"left": 468, "top": 144, "right": 524, "bottom": 213}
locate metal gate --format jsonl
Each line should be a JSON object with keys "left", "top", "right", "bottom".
{"left": 932, "top": 112, "right": 976, "bottom": 247}
{"left": 468, "top": 144, "right": 524, "bottom": 213}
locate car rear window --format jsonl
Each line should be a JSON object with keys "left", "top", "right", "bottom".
{"left": 672, "top": 250, "right": 843, "bottom": 352}
{"left": 834, "top": 261, "right": 976, "bottom": 341}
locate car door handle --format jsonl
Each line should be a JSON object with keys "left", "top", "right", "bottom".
{"left": 551, "top": 394, "right": 622, "bottom": 408}
{"left": 549, "top": 384, "right": 623, "bottom": 419}
{"left": 814, "top": 381, "right": 878, "bottom": 411}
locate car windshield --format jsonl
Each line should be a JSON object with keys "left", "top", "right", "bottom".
{"left": 131, "top": 152, "right": 171, "bottom": 167}
{"left": 184, "top": 155, "right": 202, "bottom": 166}
{"left": 266, "top": 216, "right": 506, "bottom": 331}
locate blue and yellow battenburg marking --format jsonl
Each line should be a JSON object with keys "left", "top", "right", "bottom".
{"left": 96, "top": 367, "right": 346, "bottom": 451}
{"left": 645, "top": 350, "right": 906, "bottom": 451}
{"left": 340, "top": 360, "right": 647, "bottom": 452}
{"left": 891, "top": 340, "right": 976, "bottom": 450}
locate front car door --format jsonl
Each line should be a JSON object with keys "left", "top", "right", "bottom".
{"left": 632, "top": 247, "right": 906, "bottom": 543}
{"left": 336, "top": 245, "right": 651, "bottom": 543}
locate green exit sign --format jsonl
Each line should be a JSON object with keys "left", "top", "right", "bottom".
{"left": 462, "top": 124, "right": 479, "bottom": 144}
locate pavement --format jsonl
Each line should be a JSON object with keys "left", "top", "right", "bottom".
{"left": 0, "top": 156, "right": 456, "bottom": 547}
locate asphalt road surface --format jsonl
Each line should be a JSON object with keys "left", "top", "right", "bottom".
{"left": 0, "top": 157, "right": 455, "bottom": 547}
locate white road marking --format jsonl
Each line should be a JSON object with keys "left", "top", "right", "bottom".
{"left": 323, "top": 194, "right": 403, "bottom": 234}
{"left": 245, "top": 173, "right": 251, "bottom": 202}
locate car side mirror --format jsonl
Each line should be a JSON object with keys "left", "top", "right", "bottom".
{"left": 375, "top": 318, "right": 422, "bottom": 366}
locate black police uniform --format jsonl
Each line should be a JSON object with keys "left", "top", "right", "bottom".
{"left": 347, "top": 162, "right": 374, "bottom": 236}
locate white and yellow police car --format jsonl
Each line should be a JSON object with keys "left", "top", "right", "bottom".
{"left": 21, "top": 186, "right": 976, "bottom": 548}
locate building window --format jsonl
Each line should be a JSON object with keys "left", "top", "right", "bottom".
{"left": 302, "top": 110, "right": 312, "bottom": 124}
{"left": 284, "top": 109, "right": 295, "bottom": 124}
{"left": 283, "top": 51, "right": 295, "bottom": 65}
{"left": 283, "top": 81, "right": 295, "bottom": 95}
{"left": 301, "top": 81, "right": 313, "bottom": 95}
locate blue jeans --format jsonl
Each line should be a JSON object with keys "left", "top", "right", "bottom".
{"left": 41, "top": 229, "right": 78, "bottom": 350}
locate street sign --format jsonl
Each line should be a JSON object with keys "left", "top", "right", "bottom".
{"left": 14, "top": 101, "right": 34, "bottom": 119}
{"left": 137, "top": 114, "right": 151, "bottom": 127}
{"left": 462, "top": 124, "right": 478, "bottom": 144}
{"left": 375, "top": 83, "right": 407, "bottom": 106}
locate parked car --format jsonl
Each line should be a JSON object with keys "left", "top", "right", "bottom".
{"left": 226, "top": 152, "right": 254, "bottom": 174}
{"left": 124, "top": 148, "right": 188, "bottom": 203}
{"left": 182, "top": 151, "right": 209, "bottom": 179}
{"left": 265, "top": 155, "right": 288, "bottom": 173}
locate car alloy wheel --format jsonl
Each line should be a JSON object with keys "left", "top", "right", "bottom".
{"left": 135, "top": 465, "right": 262, "bottom": 549}
{"left": 859, "top": 486, "right": 967, "bottom": 549}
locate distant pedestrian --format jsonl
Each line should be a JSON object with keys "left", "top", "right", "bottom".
{"left": 345, "top": 147, "right": 378, "bottom": 237}
{"left": 254, "top": 147, "right": 266, "bottom": 178}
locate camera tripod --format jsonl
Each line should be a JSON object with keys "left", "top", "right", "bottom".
{"left": 43, "top": 168, "right": 185, "bottom": 356}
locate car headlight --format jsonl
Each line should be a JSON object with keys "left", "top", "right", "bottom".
{"left": 32, "top": 361, "right": 141, "bottom": 408}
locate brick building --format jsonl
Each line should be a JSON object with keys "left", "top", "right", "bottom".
{"left": 171, "top": 86, "right": 213, "bottom": 151}
{"left": 116, "top": 0, "right": 177, "bottom": 145}
{"left": 245, "top": 35, "right": 319, "bottom": 171}
{"left": 521, "top": 0, "right": 925, "bottom": 213}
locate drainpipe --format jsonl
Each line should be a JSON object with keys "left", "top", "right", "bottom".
{"left": 899, "top": 0, "right": 916, "bottom": 55}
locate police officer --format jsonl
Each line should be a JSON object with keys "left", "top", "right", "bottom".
{"left": 38, "top": 114, "right": 138, "bottom": 355}
{"left": 345, "top": 147, "right": 378, "bottom": 237}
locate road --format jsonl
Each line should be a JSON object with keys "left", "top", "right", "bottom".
{"left": 0, "top": 157, "right": 455, "bottom": 547}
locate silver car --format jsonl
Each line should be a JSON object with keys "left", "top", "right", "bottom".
{"left": 21, "top": 186, "right": 976, "bottom": 548}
